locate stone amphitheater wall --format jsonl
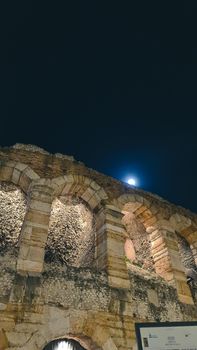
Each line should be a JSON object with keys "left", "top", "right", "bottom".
{"left": 0, "top": 145, "right": 196, "bottom": 350}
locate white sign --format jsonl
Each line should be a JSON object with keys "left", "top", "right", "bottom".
{"left": 136, "top": 322, "right": 197, "bottom": 350}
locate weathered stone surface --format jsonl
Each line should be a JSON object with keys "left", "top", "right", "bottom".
{"left": 122, "top": 212, "right": 154, "bottom": 271}
{"left": 45, "top": 197, "right": 96, "bottom": 267}
{"left": 0, "top": 182, "right": 27, "bottom": 254}
{"left": 0, "top": 144, "right": 197, "bottom": 350}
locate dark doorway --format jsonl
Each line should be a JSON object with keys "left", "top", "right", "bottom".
{"left": 43, "top": 338, "right": 86, "bottom": 350}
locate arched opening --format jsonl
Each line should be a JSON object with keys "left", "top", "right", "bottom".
{"left": 176, "top": 232, "right": 197, "bottom": 300}
{"left": 176, "top": 232, "right": 196, "bottom": 271}
{"left": 43, "top": 338, "right": 87, "bottom": 350}
{"left": 45, "top": 196, "right": 96, "bottom": 267}
{"left": 0, "top": 181, "right": 27, "bottom": 255}
{"left": 122, "top": 205, "right": 154, "bottom": 272}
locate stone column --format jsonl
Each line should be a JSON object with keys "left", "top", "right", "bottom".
{"left": 0, "top": 329, "right": 8, "bottom": 350}
{"left": 191, "top": 241, "right": 197, "bottom": 265}
{"left": 17, "top": 183, "right": 53, "bottom": 276}
{"left": 148, "top": 223, "right": 193, "bottom": 304}
{"left": 96, "top": 204, "right": 130, "bottom": 289}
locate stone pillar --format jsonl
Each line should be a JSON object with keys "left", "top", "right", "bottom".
{"left": 191, "top": 241, "right": 197, "bottom": 265}
{"left": 17, "top": 183, "right": 53, "bottom": 276}
{"left": 96, "top": 204, "right": 130, "bottom": 289}
{"left": 0, "top": 329, "right": 8, "bottom": 350}
{"left": 148, "top": 223, "right": 193, "bottom": 304}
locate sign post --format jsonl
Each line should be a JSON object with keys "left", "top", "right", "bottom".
{"left": 135, "top": 321, "right": 197, "bottom": 350}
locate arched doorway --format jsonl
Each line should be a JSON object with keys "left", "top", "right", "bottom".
{"left": 43, "top": 338, "right": 86, "bottom": 350}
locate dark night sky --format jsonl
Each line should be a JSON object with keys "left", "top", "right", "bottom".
{"left": 1, "top": 2, "right": 197, "bottom": 212}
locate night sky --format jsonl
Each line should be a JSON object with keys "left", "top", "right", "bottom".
{"left": 1, "top": 2, "right": 197, "bottom": 212}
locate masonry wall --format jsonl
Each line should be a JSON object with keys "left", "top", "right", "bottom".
{"left": 0, "top": 182, "right": 27, "bottom": 254}
{"left": 45, "top": 197, "right": 96, "bottom": 267}
{"left": 0, "top": 144, "right": 197, "bottom": 350}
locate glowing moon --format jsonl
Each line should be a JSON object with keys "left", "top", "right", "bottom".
{"left": 127, "top": 178, "right": 136, "bottom": 186}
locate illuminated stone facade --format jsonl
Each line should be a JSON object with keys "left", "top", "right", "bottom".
{"left": 0, "top": 144, "right": 197, "bottom": 350}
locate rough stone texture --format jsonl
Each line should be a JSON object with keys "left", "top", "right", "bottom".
{"left": 177, "top": 232, "right": 196, "bottom": 270}
{"left": 176, "top": 233, "right": 197, "bottom": 302}
{"left": 12, "top": 143, "right": 75, "bottom": 161}
{"left": 0, "top": 144, "right": 197, "bottom": 350}
{"left": 0, "top": 253, "right": 16, "bottom": 301}
{"left": 12, "top": 143, "right": 51, "bottom": 155}
{"left": 45, "top": 197, "right": 96, "bottom": 267}
{"left": 122, "top": 212, "right": 154, "bottom": 271}
{"left": 0, "top": 182, "right": 27, "bottom": 254}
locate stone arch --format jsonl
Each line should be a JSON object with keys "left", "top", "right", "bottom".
{"left": 0, "top": 160, "right": 40, "bottom": 193}
{"left": 44, "top": 175, "right": 109, "bottom": 268}
{"left": 170, "top": 214, "right": 197, "bottom": 267}
{"left": 170, "top": 214, "right": 197, "bottom": 291}
{"left": 170, "top": 214, "right": 197, "bottom": 246}
{"left": 114, "top": 195, "right": 194, "bottom": 303}
{"left": 16, "top": 175, "right": 108, "bottom": 276}
{"left": 114, "top": 194, "right": 158, "bottom": 271}
{"left": 6, "top": 312, "right": 118, "bottom": 350}
{"left": 114, "top": 193, "right": 158, "bottom": 229}
{"left": 169, "top": 213, "right": 197, "bottom": 267}
{"left": 51, "top": 174, "right": 108, "bottom": 211}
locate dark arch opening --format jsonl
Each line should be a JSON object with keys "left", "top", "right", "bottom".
{"left": 43, "top": 338, "right": 86, "bottom": 350}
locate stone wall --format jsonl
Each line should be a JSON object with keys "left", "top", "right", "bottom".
{"left": 0, "top": 182, "right": 26, "bottom": 254}
{"left": 177, "top": 232, "right": 196, "bottom": 271}
{"left": 122, "top": 212, "right": 154, "bottom": 271}
{"left": 45, "top": 197, "right": 95, "bottom": 267}
{"left": 0, "top": 254, "right": 196, "bottom": 350}
{"left": 0, "top": 144, "right": 197, "bottom": 350}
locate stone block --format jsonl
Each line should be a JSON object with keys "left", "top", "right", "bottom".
{"left": 26, "top": 210, "right": 49, "bottom": 226}
{"left": 18, "top": 173, "right": 32, "bottom": 192}
{"left": 61, "top": 182, "right": 73, "bottom": 195}
{"left": 6, "top": 331, "right": 31, "bottom": 347}
{"left": 81, "top": 187, "right": 95, "bottom": 203}
{"left": 0, "top": 329, "right": 8, "bottom": 350}
{"left": 108, "top": 275, "right": 130, "bottom": 289}
{"left": 97, "top": 187, "right": 108, "bottom": 200}
{"left": 0, "top": 166, "right": 13, "bottom": 181}
{"left": 52, "top": 176, "right": 65, "bottom": 186}
{"left": 90, "top": 180, "right": 100, "bottom": 191}
{"left": 147, "top": 289, "right": 159, "bottom": 307}
{"left": 17, "top": 258, "right": 43, "bottom": 276}
{"left": 88, "top": 196, "right": 100, "bottom": 209}
{"left": 24, "top": 167, "right": 40, "bottom": 180}
{"left": 11, "top": 168, "right": 21, "bottom": 184}
{"left": 15, "top": 163, "right": 28, "bottom": 171}
{"left": 31, "top": 227, "right": 48, "bottom": 245}
{"left": 27, "top": 246, "right": 45, "bottom": 262}
{"left": 29, "top": 200, "right": 52, "bottom": 214}
{"left": 0, "top": 303, "right": 7, "bottom": 311}
{"left": 92, "top": 325, "right": 110, "bottom": 347}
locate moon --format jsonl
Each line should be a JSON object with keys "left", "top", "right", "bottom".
{"left": 127, "top": 178, "right": 137, "bottom": 186}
